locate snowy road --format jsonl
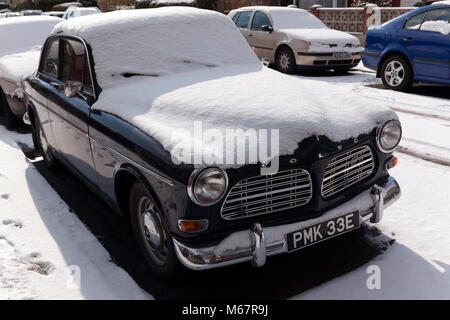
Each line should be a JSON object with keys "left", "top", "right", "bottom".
{"left": 1, "top": 68, "right": 449, "bottom": 299}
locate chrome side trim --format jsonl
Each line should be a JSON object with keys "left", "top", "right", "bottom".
{"left": 173, "top": 177, "right": 401, "bottom": 270}
{"left": 89, "top": 136, "right": 175, "bottom": 187}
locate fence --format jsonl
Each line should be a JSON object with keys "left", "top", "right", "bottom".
{"left": 309, "top": 5, "right": 415, "bottom": 35}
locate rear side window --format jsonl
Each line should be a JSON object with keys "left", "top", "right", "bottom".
{"left": 404, "top": 11, "right": 426, "bottom": 30}
{"left": 42, "top": 38, "right": 59, "bottom": 78}
{"left": 251, "top": 12, "right": 272, "bottom": 31}
{"left": 235, "top": 11, "right": 252, "bottom": 29}
{"left": 61, "top": 39, "right": 93, "bottom": 92}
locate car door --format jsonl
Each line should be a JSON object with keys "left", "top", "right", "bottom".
{"left": 399, "top": 8, "right": 450, "bottom": 80}
{"left": 46, "top": 36, "right": 98, "bottom": 184}
{"left": 233, "top": 10, "right": 254, "bottom": 47}
{"left": 249, "top": 11, "right": 277, "bottom": 62}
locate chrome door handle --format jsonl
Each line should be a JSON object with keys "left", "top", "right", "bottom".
{"left": 403, "top": 37, "right": 413, "bottom": 42}
{"left": 50, "top": 82, "right": 62, "bottom": 89}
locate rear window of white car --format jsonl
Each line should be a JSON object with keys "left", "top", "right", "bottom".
{"left": 270, "top": 10, "right": 327, "bottom": 29}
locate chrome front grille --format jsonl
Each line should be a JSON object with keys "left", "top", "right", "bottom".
{"left": 221, "top": 169, "right": 312, "bottom": 221}
{"left": 321, "top": 145, "right": 374, "bottom": 198}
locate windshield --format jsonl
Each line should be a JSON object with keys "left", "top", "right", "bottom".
{"left": 271, "top": 10, "right": 327, "bottom": 30}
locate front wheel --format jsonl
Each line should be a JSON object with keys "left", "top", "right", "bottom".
{"left": 129, "top": 182, "right": 183, "bottom": 277}
{"left": 381, "top": 55, "right": 413, "bottom": 91}
{"left": 276, "top": 47, "right": 296, "bottom": 74}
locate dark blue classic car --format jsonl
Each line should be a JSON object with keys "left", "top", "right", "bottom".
{"left": 362, "top": 3, "right": 450, "bottom": 91}
{"left": 23, "top": 8, "right": 402, "bottom": 277}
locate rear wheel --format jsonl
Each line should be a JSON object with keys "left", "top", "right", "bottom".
{"left": 276, "top": 47, "right": 296, "bottom": 74}
{"left": 129, "top": 182, "right": 182, "bottom": 277}
{"left": 381, "top": 55, "right": 413, "bottom": 91}
{"left": 0, "top": 88, "right": 20, "bottom": 130}
{"left": 34, "top": 117, "right": 58, "bottom": 170}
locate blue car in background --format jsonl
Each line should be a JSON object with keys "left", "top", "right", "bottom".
{"left": 362, "top": 2, "right": 450, "bottom": 91}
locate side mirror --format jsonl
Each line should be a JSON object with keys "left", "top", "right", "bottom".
{"left": 64, "top": 81, "right": 83, "bottom": 98}
{"left": 261, "top": 25, "right": 273, "bottom": 33}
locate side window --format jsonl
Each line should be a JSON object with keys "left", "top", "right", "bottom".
{"left": 235, "top": 11, "right": 252, "bottom": 29}
{"left": 232, "top": 12, "right": 240, "bottom": 24}
{"left": 251, "top": 12, "right": 272, "bottom": 31}
{"left": 404, "top": 12, "right": 426, "bottom": 30}
{"left": 61, "top": 39, "right": 93, "bottom": 92}
{"left": 420, "top": 8, "right": 450, "bottom": 34}
{"left": 42, "top": 38, "right": 59, "bottom": 78}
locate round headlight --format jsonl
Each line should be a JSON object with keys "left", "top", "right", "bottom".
{"left": 377, "top": 120, "right": 402, "bottom": 152}
{"left": 188, "top": 168, "right": 228, "bottom": 206}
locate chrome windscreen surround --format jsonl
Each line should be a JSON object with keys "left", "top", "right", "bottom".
{"left": 321, "top": 145, "right": 375, "bottom": 198}
{"left": 221, "top": 169, "right": 313, "bottom": 221}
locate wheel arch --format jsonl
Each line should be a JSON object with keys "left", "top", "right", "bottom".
{"left": 377, "top": 50, "right": 413, "bottom": 78}
{"left": 113, "top": 164, "right": 163, "bottom": 224}
{"left": 274, "top": 43, "right": 293, "bottom": 61}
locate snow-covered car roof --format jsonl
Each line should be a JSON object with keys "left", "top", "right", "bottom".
{"left": 0, "top": 16, "right": 62, "bottom": 56}
{"left": 52, "top": 7, "right": 259, "bottom": 88}
{"left": 234, "top": 6, "right": 327, "bottom": 30}
{"left": 432, "top": 1, "right": 450, "bottom": 5}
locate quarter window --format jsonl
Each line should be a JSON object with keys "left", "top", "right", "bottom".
{"left": 404, "top": 12, "right": 426, "bottom": 30}
{"left": 42, "top": 38, "right": 59, "bottom": 78}
{"left": 251, "top": 12, "right": 272, "bottom": 31}
{"left": 235, "top": 11, "right": 252, "bottom": 29}
{"left": 61, "top": 39, "right": 93, "bottom": 92}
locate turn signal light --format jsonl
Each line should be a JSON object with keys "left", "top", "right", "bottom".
{"left": 178, "top": 219, "right": 209, "bottom": 233}
{"left": 385, "top": 156, "right": 398, "bottom": 170}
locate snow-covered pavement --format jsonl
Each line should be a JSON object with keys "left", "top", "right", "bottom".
{"left": 0, "top": 126, "right": 150, "bottom": 299}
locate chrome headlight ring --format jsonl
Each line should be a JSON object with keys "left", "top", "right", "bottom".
{"left": 376, "top": 119, "right": 402, "bottom": 153}
{"left": 187, "top": 168, "right": 229, "bottom": 206}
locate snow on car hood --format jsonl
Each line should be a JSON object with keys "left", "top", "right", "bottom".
{"left": 281, "top": 28, "right": 362, "bottom": 53}
{"left": 93, "top": 65, "right": 397, "bottom": 168}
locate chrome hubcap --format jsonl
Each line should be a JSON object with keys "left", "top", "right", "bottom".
{"left": 385, "top": 61, "right": 404, "bottom": 87}
{"left": 141, "top": 210, "right": 161, "bottom": 249}
{"left": 279, "top": 53, "right": 290, "bottom": 70}
{"left": 138, "top": 196, "right": 167, "bottom": 266}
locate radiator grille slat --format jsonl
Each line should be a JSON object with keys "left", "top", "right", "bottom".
{"left": 221, "top": 169, "right": 312, "bottom": 221}
{"left": 321, "top": 145, "right": 374, "bottom": 198}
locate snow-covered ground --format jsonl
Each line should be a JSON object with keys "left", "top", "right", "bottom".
{"left": 0, "top": 126, "right": 150, "bottom": 299}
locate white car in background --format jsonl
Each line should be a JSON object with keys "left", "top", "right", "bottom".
{"left": 228, "top": 6, "right": 362, "bottom": 74}
{"left": 62, "top": 6, "right": 101, "bottom": 20}
{"left": 0, "top": 16, "right": 61, "bottom": 128}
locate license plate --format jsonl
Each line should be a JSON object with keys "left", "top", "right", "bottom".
{"left": 286, "top": 211, "right": 360, "bottom": 252}
{"left": 333, "top": 52, "right": 352, "bottom": 59}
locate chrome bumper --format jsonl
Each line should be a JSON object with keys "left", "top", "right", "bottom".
{"left": 173, "top": 177, "right": 401, "bottom": 271}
